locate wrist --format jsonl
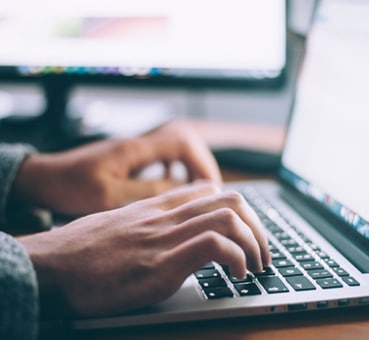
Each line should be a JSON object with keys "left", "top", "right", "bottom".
{"left": 10, "top": 153, "right": 56, "bottom": 208}
{"left": 6, "top": 154, "right": 58, "bottom": 231}
{"left": 17, "top": 232, "right": 67, "bottom": 318}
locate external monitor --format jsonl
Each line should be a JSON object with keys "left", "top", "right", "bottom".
{"left": 0, "top": 0, "right": 286, "bottom": 85}
{"left": 0, "top": 0, "right": 287, "bottom": 140}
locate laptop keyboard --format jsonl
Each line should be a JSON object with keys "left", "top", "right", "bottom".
{"left": 195, "top": 187, "right": 360, "bottom": 300}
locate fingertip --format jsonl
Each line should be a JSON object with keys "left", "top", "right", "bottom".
{"left": 264, "top": 252, "right": 272, "bottom": 268}
{"left": 261, "top": 241, "right": 272, "bottom": 268}
{"left": 248, "top": 261, "right": 264, "bottom": 275}
{"left": 228, "top": 254, "right": 248, "bottom": 280}
{"left": 230, "top": 267, "right": 247, "bottom": 280}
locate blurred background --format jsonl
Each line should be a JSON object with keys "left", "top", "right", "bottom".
{"left": 0, "top": 0, "right": 317, "bottom": 172}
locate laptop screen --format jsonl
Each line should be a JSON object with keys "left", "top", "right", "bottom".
{"left": 280, "top": 0, "right": 369, "bottom": 240}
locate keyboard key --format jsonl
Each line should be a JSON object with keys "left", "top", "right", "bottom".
{"left": 301, "top": 261, "right": 324, "bottom": 270}
{"left": 280, "top": 239, "right": 299, "bottom": 247}
{"left": 324, "top": 258, "right": 339, "bottom": 267}
{"left": 269, "top": 243, "right": 278, "bottom": 251}
{"left": 315, "top": 250, "right": 329, "bottom": 259}
{"left": 286, "top": 276, "right": 316, "bottom": 291}
{"left": 270, "top": 251, "right": 287, "bottom": 260}
{"left": 286, "top": 246, "right": 306, "bottom": 254}
{"left": 273, "top": 259, "right": 294, "bottom": 268}
{"left": 198, "top": 277, "right": 227, "bottom": 288}
{"left": 307, "top": 269, "right": 333, "bottom": 280}
{"left": 258, "top": 276, "right": 289, "bottom": 294}
{"left": 254, "top": 267, "right": 275, "bottom": 277}
{"left": 274, "top": 232, "right": 291, "bottom": 241}
{"left": 294, "top": 253, "right": 314, "bottom": 262}
{"left": 297, "top": 233, "right": 312, "bottom": 243}
{"left": 316, "top": 278, "right": 343, "bottom": 289}
{"left": 234, "top": 282, "right": 262, "bottom": 296}
{"left": 332, "top": 267, "right": 349, "bottom": 277}
{"left": 202, "top": 262, "right": 215, "bottom": 269}
{"left": 204, "top": 287, "right": 233, "bottom": 299}
{"left": 308, "top": 243, "right": 321, "bottom": 251}
{"left": 266, "top": 223, "right": 283, "bottom": 233}
{"left": 221, "top": 264, "right": 252, "bottom": 283}
{"left": 279, "top": 267, "right": 303, "bottom": 277}
{"left": 228, "top": 274, "right": 253, "bottom": 284}
{"left": 342, "top": 276, "right": 360, "bottom": 286}
{"left": 195, "top": 268, "right": 221, "bottom": 279}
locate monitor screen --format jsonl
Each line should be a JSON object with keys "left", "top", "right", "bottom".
{"left": 0, "top": 0, "right": 286, "bottom": 85}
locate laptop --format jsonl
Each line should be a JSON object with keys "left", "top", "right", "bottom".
{"left": 72, "top": 0, "right": 369, "bottom": 330}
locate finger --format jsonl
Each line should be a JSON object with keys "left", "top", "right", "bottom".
{"left": 174, "top": 131, "right": 222, "bottom": 184}
{"left": 168, "top": 191, "right": 271, "bottom": 267}
{"left": 162, "top": 208, "right": 263, "bottom": 272}
{"left": 231, "top": 194, "right": 272, "bottom": 267}
{"left": 164, "top": 231, "right": 247, "bottom": 281}
{"left": 137, "top": 125, "right": 222, "bottom": 183}
{"left": 177, "top": 134, "right": 222, "bottom": 184}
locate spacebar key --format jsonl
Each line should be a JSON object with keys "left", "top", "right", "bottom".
{"left": 258, "top": 276, "right": 289, "bottom": 294}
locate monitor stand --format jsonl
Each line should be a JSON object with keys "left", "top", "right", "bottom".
{"left": 0, "top": 79, "right": 103, "bottom": 151}
{"left": 41, "top": 79, "right": 88, "bottom": 146}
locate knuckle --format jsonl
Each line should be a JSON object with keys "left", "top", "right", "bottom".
{"left": 201, "top": 230, "right": 223, "bottom": 251}
{"left": 177, "top": 135, "right": 194, "bottom": 153}
{"left": 223, "top": 191, "right": 245, "bottom": 208}
{"left": 168, "top": 120, "right": 191, "bottom": 134}
{"left": 173, "top": 128, "right": 197, "bottom": 149}
{"left": 112, "top": 138, "right": 132, "bottom": 155}
{"left": 216, "top": 207, "right": 239, "bottom": 225}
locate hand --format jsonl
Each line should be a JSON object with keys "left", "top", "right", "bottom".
{"left": 11, "top": 120, "right": 221, "bottom": 217}
{"left": 18, "top": 182, "right": 271, "bottom": 318}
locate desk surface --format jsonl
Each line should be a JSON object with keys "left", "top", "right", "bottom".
{"left": 69, "top": 307, "right": 369, "bottom": 340}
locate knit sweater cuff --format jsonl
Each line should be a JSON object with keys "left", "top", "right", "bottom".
{"left": 0, "top": 232, "right": 39, "bottom": 340}
{"left": 0, "top": 143, "right": 38, "bottom": 226}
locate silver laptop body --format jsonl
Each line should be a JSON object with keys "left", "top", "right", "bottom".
{"left": 72, "top": 0, "right": 369, "bottom": 329}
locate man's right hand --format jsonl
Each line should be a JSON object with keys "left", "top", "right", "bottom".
{"left": 18, "top": 181, "right": 271, "bottom": 318}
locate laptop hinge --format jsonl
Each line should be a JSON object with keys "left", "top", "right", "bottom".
{"left": 280, "top": 185, "right": 369, "bottom": 273}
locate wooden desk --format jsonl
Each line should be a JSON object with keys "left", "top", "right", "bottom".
{"left": 69, "top": 307, "right": 369, "bottom": 340}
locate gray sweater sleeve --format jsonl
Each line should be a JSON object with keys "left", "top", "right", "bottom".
{"left": 0, "top": 232, "right": 39, "bottom": 340}
{"left": 0, "top": 143, "right": 37, "bottom": 226}
{"left": 0, "top": 144, "right": 39, "bottom": 339}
